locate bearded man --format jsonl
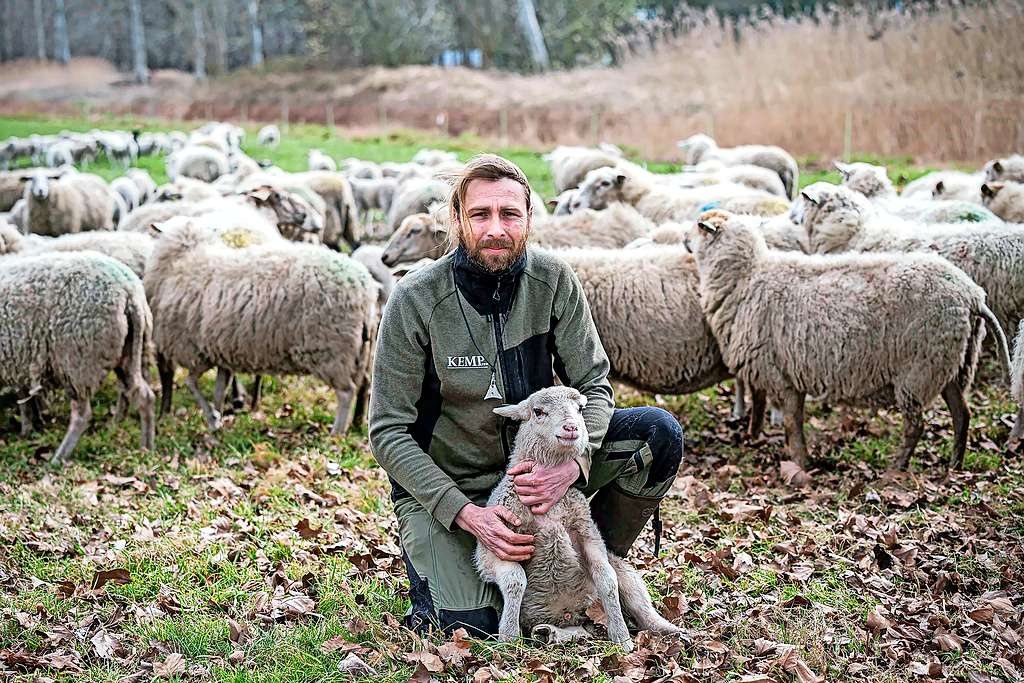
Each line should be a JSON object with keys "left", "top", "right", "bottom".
{"left": 369, "top": 154, "right": 683, "bottom": 637}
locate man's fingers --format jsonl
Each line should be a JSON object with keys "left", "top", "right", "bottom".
{"left": 506, "top": 461, "right": 535, "bottom": 476}
{"left": 530, "top": 502, "right": 553, "bottom": 515}
{"left": 492, "top": 540, "right": 534, "bottom": 561}
{"left": 494, "top": 506, "right": 522, "bottom": 528}
{"left": 517, "top": 494, "right": 545, "bottom": 506}
{"left": 496, "top": 526, "right": 535, "bottom": 545}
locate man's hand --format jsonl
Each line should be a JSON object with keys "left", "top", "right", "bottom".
{"left": 455, "top": 504, "right": 535, "bottom": 562}
{"left": 508, "top": 459, "right": 580, "bottom": 515}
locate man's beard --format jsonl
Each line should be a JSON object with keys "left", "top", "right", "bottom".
{"left": 466, "top": 231, "right": 529, "bottom": 273}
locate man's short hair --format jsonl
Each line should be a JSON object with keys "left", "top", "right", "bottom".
{"left": 448, "top": 154, "right": 533, "bottom": 249}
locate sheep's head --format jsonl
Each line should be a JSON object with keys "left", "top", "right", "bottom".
{"left": 24, "top": 168, "right": 64, "bottom": 200}
{"left": 792, "top": 182, "right": 872, "bottom": 254}
{"left": 984, "top": 155, "right": 1024, "bottom": 184}
{"left": 244, "top": 186, "right": 321, "bottom": 240}
{"left": 494, "top": 386, "right": 588, "bottom": 466}
{"left": 550, "top": 189, "right": 577, "bottom": 216}
{"left": 572, "top": 167, "right": 625, "bottom": 212}
{"left": 685, "top": 208, "right": 733, "bottom": 255}
{"left": 381, "top": 213, "right": 448, "bottom": 267}
{"left": 833, "top": 161, "right": 895, "bottom": 199}
{"left": 0, "top": 223, "right": 23, "bottom": 255}
{"left": 676, "top": 134, "right": 715, "bottom": 165}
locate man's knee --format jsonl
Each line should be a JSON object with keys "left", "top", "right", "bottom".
{"left": 636, "top": 407, "right": 684, "bottom": 486}
{"left": 402, "top": 551, "right": 500, "bottom": 638}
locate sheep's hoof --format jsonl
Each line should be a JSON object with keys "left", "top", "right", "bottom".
{"left": 497, "top": 630, "right": 519, "bottom": 643}
{"left": 530, "top": 624, "right": 556, "bottom": 645}
{"left": 615, "top": 637, "right": 635, "bottom": 653}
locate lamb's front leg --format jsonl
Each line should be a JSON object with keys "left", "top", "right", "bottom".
{"left": 490, "top": 559, "right": 528, "bottom": 641}
{"left": 580, "top": 533, "right": 632, "bottom": 652}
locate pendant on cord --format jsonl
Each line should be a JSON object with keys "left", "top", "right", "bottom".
{"left": 484, "top": 370, "right": 503, "bottom": 400}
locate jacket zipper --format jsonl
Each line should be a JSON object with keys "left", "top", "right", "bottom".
{"left": 492, "top": 277, "right": 515, "bottom": 459}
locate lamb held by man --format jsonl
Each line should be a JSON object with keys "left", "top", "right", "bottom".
{"left": 474, "top": 386, "right": 680, "bottom": 651}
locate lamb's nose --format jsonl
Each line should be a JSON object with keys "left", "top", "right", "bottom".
{"left": 562, "top": 425, "right": 578, "bottom": 437}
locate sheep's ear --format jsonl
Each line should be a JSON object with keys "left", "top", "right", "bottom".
{"left": 935, "top": 180, "right": 945, "bottom": 194}
{"left": 494, "top": 400, "right": 530, "bottom": 421}
{"left": 148, "top": 221, "right": 165, "bottom": 234}
{"left": 981, "top": 182, "right": 1002, "bottom": 198}
{"left": 577, "top": 394, "right": 588, "bottom": 409}
{"left": 613, "top": 174, "right": 626, "bottom": 187}
{"left": 429, "top": 220, "right": 448, "bottom": 235}
{"left": 800, "top": 189, "right": 820, "bottom": 206}
{"left": 833, "top": 161, "right": 850, "bottom": 176}
{"left": 697, "top": 221, "right": 718, "bottom": 235}
{"left": 546, "top": 198, "right": 558, "bottom": 209}
{"left": 992, "top": 161, "right": 1004, "bottom": 174}
{"left": 248, "top": 187, "right": 272, "bottom": 202}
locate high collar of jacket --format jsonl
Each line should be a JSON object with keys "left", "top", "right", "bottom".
{"left": 453, "top": 246, "right": 527, "bottom": 315}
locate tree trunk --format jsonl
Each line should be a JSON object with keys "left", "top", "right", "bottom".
{"left": 53, "top": 0, "right": 70, "bottom": 64}
{"left": 248, "top": 0, "right": 263, "bottom": 67}
{"left": 34, "top": 0, "right": 46, "bottom": 60}
{"left": 128, "top": 0, "right": 148, "bottom": 83}
{"left": 515, "top": 0, "right": 549, "bottom": 71}
{"left": 212, "top": 0, "right": 228, "bottom": 73}
{"left": 193, "top": 0, "right": 206, "bottom": 79}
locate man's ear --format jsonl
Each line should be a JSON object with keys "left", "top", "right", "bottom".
{"left": 494, "top": 400, "right": 530, "bottom": 421}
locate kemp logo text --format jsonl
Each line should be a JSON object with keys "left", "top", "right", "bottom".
{"left": 446, "top": 355, "right": 489, "bottom": 369}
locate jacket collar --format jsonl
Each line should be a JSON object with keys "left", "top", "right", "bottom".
{"left": 452, "top": 246, "right": 527, "bottom": 315}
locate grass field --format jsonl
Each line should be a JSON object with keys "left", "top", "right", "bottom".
{"left": 0, "top": 115, "right": 1021, "bottom": 682}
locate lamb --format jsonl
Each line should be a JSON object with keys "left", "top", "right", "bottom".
{"left": 677, "top": 134, "right": 799, "bottom": 199}
{"left": 572, "top": 166, "right": 786, "bottom": 223}
{"left": 476, "top": 386, "right": 680, "bottom": 650}
{"left": 985, "top": 155, "right": 1024, "bottom": 184}
{"left": 690, "top": 209, "right": 1010, "bottom": 469}
{"left": 145, "top": 217, "right": 378, "bottom": 434}
{"left": 384, "top": 177, "right": 450, "bottom": 234}
{"left": 981, "top": 182, "right": 1024, "bottom": 223}
{"left": 1011, "top": 324, "right": 1024, "bottom": 446}
{"left": 0, "top": 251, "right": 155, "bottom": 461}
{"left": 308, "top": 149, "right": 337, "bottom": 172}
{"left": 22, "top": 168, "right": 115, "bottom": 236}
{"left": 545, "top": 145, "right": 623, "bottom": 194}
{"left": 256, "top": 124, "right": 281, "bottom": 148}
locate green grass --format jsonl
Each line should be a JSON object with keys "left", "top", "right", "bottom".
{"left": 1, "top": 114, "right": 1022, "bottom": 681}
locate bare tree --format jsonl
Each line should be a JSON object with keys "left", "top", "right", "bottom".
{"left": 53, "top": 0, "right": 70, "bottom": 64}
{"left": 248, "top": 0, "right": 263, "bottom": 67}
{"left": 193, "top": 0, "right": 206, "bottom": 79}
{"left": 34, "top": 0, "right": 46, "bottom": 60}
{"left": 129, "top": 0, "right": 148, "bottom": 83}
{"left": 212, "top": 0, "right": 229, "bottom": 73}
{"left": 516, "top": 0, "right": 549, "bottom": 71}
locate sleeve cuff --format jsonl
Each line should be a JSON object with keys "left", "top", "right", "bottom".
{"left": 433, "top": 485, "right": 474, "bottom": 531}
{"left": 573, "top": 452, "right": 591, "bottom": 490}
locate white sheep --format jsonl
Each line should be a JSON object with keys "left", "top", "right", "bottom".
{"left": 0, "top": 250, "right": 155, "bottom": 461}
{"left": 308, "top": 149, "right": 337, "bottom": 172}
{"left": 384, "top": 177, "right": 450, "bottom": 234}
{"left": 901, "top": 170, "right": 983, "bottom": 201}
{"left": 476, "top": 386, "right": 679, "bottom": 650}
{"left": 690, "top": 209, "right": 1010, "bottom": 469}
{"left": 985, "top": 155, "right": 1024, "bottom": 184}
{"left": 351, "top": 244, "right": 395, "bottom": 308}
{"left": 341, "top": 158, "right": 383, "bottom": 179}
{"left": 22, "top": 168, "right": 115, "bottom": 236}
{"left": 256, "top": 124, "right": 281, "bottom": 148}
{"left": 411, "top": 148, "right": 458, "bottom": 167}
{"left": 1011, "top": 323, "right": 1024, "bottom": 446}
{"left": 167, "top": 145, "right": 230, "bottom": 183}
{"left": 145, "top": 217, "right": 378, "bottom": 434}
{"left": 126, "top": 169, "right": 157, "bottom": 205}
{"left": 111, "top": 176, "right": 142, "bottom": 214}
{"left": 545, "top": 145, "right": 623, "bottom": 194}
{"left": 677, "top": 134, "right": 799, "bottom": 199}
{"left": 12, "top": 231, "right": 154, "bottom": 278}
{"left": 981, "top": 182, "right": 1024, "bottom": 223}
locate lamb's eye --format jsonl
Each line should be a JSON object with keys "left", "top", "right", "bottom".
{"left": 532, "top": 408, "right": 545, "bottom": 417}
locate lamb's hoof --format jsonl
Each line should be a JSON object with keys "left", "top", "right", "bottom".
{"left": 615, "top": 637, "right": 635, "bottom": 653}
{"left": 530, "top": 624, "right": 556, "bottom": 645}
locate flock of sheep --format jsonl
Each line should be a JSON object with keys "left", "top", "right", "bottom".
{"left": 1, "top": 121, "right": 1023, "bottom": 471}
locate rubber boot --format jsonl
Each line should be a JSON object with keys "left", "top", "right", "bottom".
{"left": 589, "top": 485, "right": 663, "bottom": 557}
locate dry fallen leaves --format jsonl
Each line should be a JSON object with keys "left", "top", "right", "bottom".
{"left": 153, "top": 653, "right": 186, "bottom": 678}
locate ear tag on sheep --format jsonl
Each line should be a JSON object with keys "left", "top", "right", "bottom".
{"left": 484, "top": 371, "right": 503, "bottom": 401}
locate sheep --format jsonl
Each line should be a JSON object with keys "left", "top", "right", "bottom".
{"left": 380, "top": 213, "right": 448, "bottom": 267}
{"left": 229, "top": 151, "right": 262, "bottom": 179}
{"left": 111, "top": 176, "right": 142, "bottom": 214}
{"left": 144, "top": 217, "right": 378, "bottom": 434}
{"left": 308, "top": 149, "right": 337, "bottom": 172}
{"left": 94, "top": 131, "right": 138, "bottom": 167}
{"left": 981, "top": 182, "right": 1024, "bottom": 223}
{"left": 154, "top": 177, "right": 222, "bottom": 204}
{"left": 834, "top": 161, "right": 896, "bottom": 199}
{"left": 1, "top": 169, "right": 40, "bottom": 211}
{"left": 549, "top": 189, "right": 577, "bottom": 216}
{"left": 9, "top": 199, "right": 26, "bottom": 232}
{"left": 45, "top": 140, "right": 74, "bottom": 168}
{"left": 341, "top": 158, "right": 383, "bottom": 179}
{"left": 902, "top": 170, "right": 983, "bottom": 201}
{"left": 0, "top": 251, "right": 155, "bottom": 461}
{"left": 1011, "top": 324, "right": 1024, "bottom": 446}
{"left": 690, "top": 209, "right": 1010, "bottom": 469}
{"left": 545, "top": 145, "right": 624, "bottom": 194}
{"left": 22, "top": 168, "right": 115, "bottom": 236}
{"left": 290, "top": 171, "right": 362, "bottom": 249}
{"left": 677, "top": 134, "right": 799, "bottom": 199}
{"left": 349, "top": 177, "right": 398, "bottom": 221}
{"left": 13, "top": 231, "right": 154, "bottom": 278}
{"left": 573, "top": 166, "right": 785, "bottom": 223}
{"left": 476, "top": 385, "right": 680, "bottom": 650}
{"left": 256, "top": 124, "right": 281, "bottom": 148}
{"left": 0, "top": 222, "right": 24, "bottom": 254}
{"left": 411, "top": 149, "right": 458, "bottom": 167}
{"left": 351, "top": 244, "right": 395, "bottom": 308}
{"left": 126, "top": 169, "right": 157, "bottom": 205}
{"left": 985, "top": 155, "right": 1024, "bottom": 184}
{"left": 167, "top": 145, "right": 230, "bottom": 183}
{"left": 384, "top": 177, "right": 449, "bottom": 234}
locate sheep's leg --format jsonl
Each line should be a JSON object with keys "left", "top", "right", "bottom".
{"left": 769, "top": 406, "right": 784, "bottom": 427}
{"left": 331, "top": 387, "right": 355, "bottom": 435}
{"left": 781, "top": 390, "right": 808, "bottom": 467}
{"left": 748, "top": 388, "right": 766, "bottom": 440}
{"left": 119, "top": 368, "right": 156, "bottom": 451}
{"left": 1007, "top": 406, "right": 1024, "bottom": 449}
{"left": 731, "top": 379, "right": 747, "bottom": 420}
{"left": 490, "top": 560, "right": 527, "bottom": 642}
{"left": 51, "top": 397, "right": 92, "bottom": 464}
{"left": 942, "top": 381, "right": 970, "bottom": 470}
{"left": 184, "top": 367, "right": 221, "bottom": 431}
{"left": 248, "top": 375, "right": 263, "bottom": 411}
{"left": 18, "top": 395, "right": 43, "bottom": 437}
{"left": 609, "top": 555, "right": 680, "bottom": 635}
{"left": 352, "top": 376, "right": 371, "bottom": 428}
{"left": 213, "top": 369, "right": 231, "bottom": 413}
{"left": 580, "top": 534, "right": 632, "bottom": 651}
{"left": 157, "top": 354, "right": 174, "bottom": 418}
{"left": 530, "top": 624, "right": 591, "bottom": 645}
{"left": 891, "top": 409, "right": 924, "bottom": 471}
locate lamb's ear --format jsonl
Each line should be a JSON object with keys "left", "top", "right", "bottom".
{"left": 697, "top": 221, "right": 718, "bottom": 235}
{"left": 981, "top": 182, "right": 1002, "bottom": 198}
{"left": 800, "top": 189, "right": 820, "bottom": 206}
{"left": 577, "top": 394, "right": 588, "bottom": 409}
{"left": 613, "top": 174, "right": 626, "bottom": 187}
{"left": 494, "top": 400, "right": 530, "bottom": 421}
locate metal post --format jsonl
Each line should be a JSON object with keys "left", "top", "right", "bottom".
{"left": 326, "top": 103, "right": 335, "bottom": 134}
{"left": 282, "top": 99, "right": 289, "bottom": 133}
{"left": 499, "top": 109, "right": 508, "bottom": 147}
{"left": 843, "top": 111, "right": 853, "bottom": 162}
